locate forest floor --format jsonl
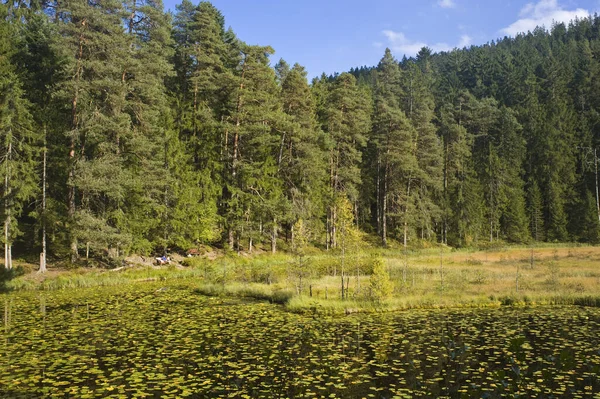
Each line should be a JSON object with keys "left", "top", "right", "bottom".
{"left": 3, "top": 243, "right": 600, "bottom": 314}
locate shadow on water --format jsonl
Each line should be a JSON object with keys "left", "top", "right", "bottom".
{"left": 0, "top": 266, "right": 25, "bottom": 293}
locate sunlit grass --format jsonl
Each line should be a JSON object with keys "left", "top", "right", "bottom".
{"left": 4, "top": 244, "right": 600, "bottom": 313}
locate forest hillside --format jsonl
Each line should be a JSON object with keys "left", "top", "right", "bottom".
{"left": 2, "top": 0, "right": 600, "bottom": 266}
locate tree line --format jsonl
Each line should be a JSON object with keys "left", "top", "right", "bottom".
{"left": 1, "top": 0, "right": 600, "bottom": 267}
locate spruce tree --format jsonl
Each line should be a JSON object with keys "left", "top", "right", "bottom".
{"left": 13, "top": 11, "right": 61, "bottom": 269}
{"left": 527, "top": 178, "right": 545, "bottom": 241}
{"left": 403, "top": 52, "right": 443, "bottom": 243}
{"left": 495, "top": 107, "right": 529, "bottom": 242}
{"left": 0, "top": 4, "right": 40, "bottom": 268}
{"left": 439, "top": 91, "right": 485, "bottom": 246}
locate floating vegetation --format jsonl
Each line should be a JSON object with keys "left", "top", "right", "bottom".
{"left": 1, "top": 283, "right": 599, "bottom": 398}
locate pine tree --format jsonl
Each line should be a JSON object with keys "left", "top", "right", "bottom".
{"left": 323, "top": 72, "right": 371, "bottom": 248}
{"left": 279, "top": 63, "right": 328, "bottom": 244}
{"left": 0, "top": 4, "right": 40, "bottom": 268}
{"left": 370, "top": 49, "right": 420, "bottom": 247}
{"left": 403, "top": 53, "right": 443, "bottom": 243}
{"left": 53, "top": 0, "right": 176, "bottom": 260}
{"left": 13, "top": 11, "right": 61, "bottom": 270}
{"left": 223, "top": 45, "right": 288, "bottom": 252}
{"left": 170, "top": 0, "right": 239, "bottom": 250}
{"left": 115, "top": 0, "right": 188, "bottom": 253}
{"left": 52, "top": 0, "right": 127, "bottom": 261}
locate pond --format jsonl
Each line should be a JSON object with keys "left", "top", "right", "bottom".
{"left": 1, "top": 283, "right": 599, "bottom": 398}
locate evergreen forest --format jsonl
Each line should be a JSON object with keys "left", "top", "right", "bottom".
{"left": 3, "top": 0, "right": 600, "bottom": 266}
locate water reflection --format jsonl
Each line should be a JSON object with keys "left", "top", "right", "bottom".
{"left": 0, "top": 286, "right": 598, "bottom": 398}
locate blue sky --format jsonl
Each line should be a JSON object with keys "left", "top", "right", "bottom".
{"left": 163, "top": 0, "right": 600, "bottom": 79}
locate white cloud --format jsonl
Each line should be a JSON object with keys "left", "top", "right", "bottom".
{"left": 501, "top": 0, "right": 590, "bottom": 36}
{"left": 437, "top": 0, "right": 456, "bottom": 8}
{"left": 381, "top": 30, "right": 470, "bottom": 56}
{"left": 458, "top": 34, "right": 472, "bottom": 47}
{"left": 382, "top": 30, "right": 429, "bottom": 55}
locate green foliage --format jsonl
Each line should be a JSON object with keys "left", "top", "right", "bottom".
{"left": 280, "top": 64, "right": 328, "bottom": 233}
{"left": 324, "top": 73, "right": 371, "bottom": 200}
{"left": 0, "top": 4, "right": 40, "bottom": 264}
{"left": 7, "top": 0, "right": 600, "bottom": 263}
{"left": 292, "top": 218, "right": 309, "bottom": 255}
{"left": 334, "top": 195, "right": 361, "bottom": 254}
{"left": 368, "top": 256, "right": 392, "bottom": 302}
{"left": 527, "top": 179, "right": 545, "bottom": 241}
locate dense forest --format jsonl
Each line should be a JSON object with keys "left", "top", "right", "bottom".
{"left": 2, "top": 0, "right": 600, "bottom": 267}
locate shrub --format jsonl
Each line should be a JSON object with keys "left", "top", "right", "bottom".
{"left": 369, "top": 257, "right": 392, "bottom": 302}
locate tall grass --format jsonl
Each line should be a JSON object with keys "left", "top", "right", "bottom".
{"left": 3, "top": 245, "right": 600, "bottom": 314}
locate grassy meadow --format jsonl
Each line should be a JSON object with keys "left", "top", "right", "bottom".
{"left": 3, "top": 244, "right": 600, "bottom": 314}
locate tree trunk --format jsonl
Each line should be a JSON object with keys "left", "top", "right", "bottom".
{"left": 403, "top": 178, "right": 412, "bottom": 248}
{"left": 328, "top": 149, "right": 334, "bottom": 249}
{"left": 4, "top": 223, "right": 10, "bottom": 271}
{"left": 442, "top": 140, "right": 448, "bottom": 245}
{"left": 4, "top": 140, "right": 11, "bottom": 270}
{"left": 39, "top": 128, "right": 47, "bottom": 273}
{"left": 332, "top": 144, "right": 341, "bottom": 248}
{"left": 340, "top": 241, "right": 345, "bottom": 299}
{"left": 346, "top": 276, "right": 350, "bottom": 300}
{"left": 356, "top": 263, "right": 360, "bottom": 295}
{"left": 277, "top": 131, "right": 286, "bottom": 170}
{"left": 376, "top": 153, "right": 381, "bottom": 236}
{"left": 232, "top": 57, "right": 247, "bottom": 180}
{"left": 68, "top": 21, "right": 86, "bottom": 264}
{"left": 228, "top": 229, "right": 234, "bottom": 250}
{"left": 326, "top": 211, "right": 330, "bottom": 250}
{"left": 192, "top": 63, "right": 200, "bottom": 166}
{"left": 331, "top": 204, "right": 337, "bottom": 249}
{"left": 440, "top": 245, "right": 444, "bottom": 291}
{"left": 226, "top": 57, "right": 248, "bottom": 251}
{"left": 595, "top": 148, "right": 600, "bottom": 222}
{"left": 382, "top": 164, "right": 388, "bottom": 247}
{"left": 271, "top": 219, "right": 277, "bottom": 254}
